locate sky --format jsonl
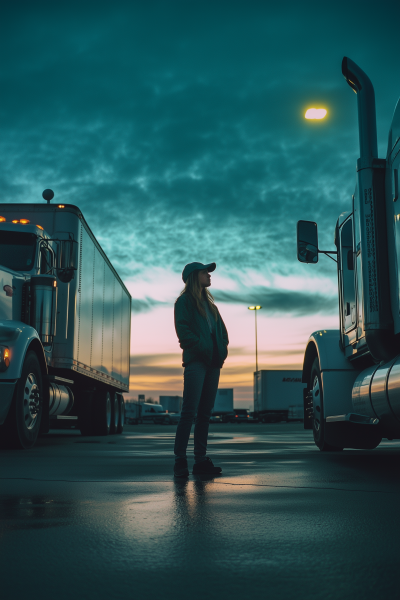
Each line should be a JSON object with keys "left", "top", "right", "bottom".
{"left": 2, "top": 0, "right": 400, "bottom": 407}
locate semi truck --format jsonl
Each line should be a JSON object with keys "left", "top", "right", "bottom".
{"left": 253, "top": 370, "right": 305, "bottom": 422}
{"left": 0, "top": 192, "right": 131, "bottom": 449}
{"left": 125, "top": 402, "right": 173, "bottom": 424}
{"left": 296, "top": 57, "right": 400, "bottom": 450}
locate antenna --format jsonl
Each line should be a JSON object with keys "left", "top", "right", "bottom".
{"left": 42, "top": 189, "right": 54, "bottom": 204}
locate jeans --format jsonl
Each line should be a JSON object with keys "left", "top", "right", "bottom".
{"left": 174, "top": 361, "right": 220, "bottom": 462}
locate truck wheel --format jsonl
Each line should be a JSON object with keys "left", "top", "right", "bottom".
{"left": 1, "top": 351, "right": 43, "bottom": 449}
{"left": 93, "top": 389, "right": 111, "bottom": 436}
{"left": 110, "top": 392, "right": 120, "bottom": 434}
{"left": 310, "top": 358, "right": 342, "bottom": 451}
{"left": 116, "top": 395, "right": 124, "bottom": 434}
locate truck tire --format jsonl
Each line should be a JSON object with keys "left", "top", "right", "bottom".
{"left": 93, "top": 389, "right": 111, "bottom": 436}
{"left": 110, "top": 392, "right": 120, "bottom": 434}
{"left": 310, "top": 358, "right": 342, "bottom": 451}
{"left": 0, "top": 351, "right": 43, "bottom": 449}
{"left": 116, "top": 395, "right": 124, "bottom": 433}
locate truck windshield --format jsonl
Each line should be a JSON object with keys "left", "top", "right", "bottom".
{"left": 0, "top": 231, "right": 37, "bottom": 271}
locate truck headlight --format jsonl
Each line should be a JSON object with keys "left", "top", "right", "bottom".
{"left": 0, "top": 346, "right": 10, "bottom": 371}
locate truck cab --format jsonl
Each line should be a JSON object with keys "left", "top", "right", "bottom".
{"left": 297, "top": 58, "right": 400, "bottom": 451}
{"left": 0, "top": 196, "right": 131, "bottom": 449}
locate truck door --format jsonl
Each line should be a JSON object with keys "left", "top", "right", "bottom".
{"left": 340, "top": 217, "right": 356, "bottom": 334}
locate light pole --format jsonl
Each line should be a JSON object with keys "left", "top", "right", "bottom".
{"left": 248, "top": 306, "right": 262, "bottom": 411}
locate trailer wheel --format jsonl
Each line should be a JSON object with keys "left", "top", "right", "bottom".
{"left": 310, "top": 358, "right": 342, "bottom": 451}
{"left": 0, "top": 351, "right": 43, "bottom": 449}
{"left": 116, "top": 395, "right": 124, "bottom": 434}
{"left": 93, "top": 389, "right": 111, "bottom": 436}
{"left": 110, "top": 392, "right": 120, "bottom": 434}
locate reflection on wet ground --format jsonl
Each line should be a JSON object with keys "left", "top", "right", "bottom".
{"left": 1, "top": 423, "right": 400, "bottom": 600}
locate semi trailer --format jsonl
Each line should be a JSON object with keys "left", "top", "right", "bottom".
{"left": 0, "top": 192, "right": 131, "bottom": 449}
{"left": 253, "top": 370, "right": 305, "bottom": 422}
{"left": 297, "top": 57, "right": 400, "bottom": 450}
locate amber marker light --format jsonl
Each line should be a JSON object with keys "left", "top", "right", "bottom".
{"left": 0, "top": 346, "right": 10, "bottom": 371}
{"left": 58, "top": 205, "right": 65, "bottom": 208}
{"left": 305, "top": 108, "right": 327, "bottom": 120}
{"left": 19, "top": 219, "right": 30, "bottom": 224}
{"left": 12, "top": 220, "right": 19, "bottom": 223}
{"left": 36, "top": 225, "right": 43, "bottom": 230}
{"left": 0, "top": 216, "right": 5, "bottom": 222}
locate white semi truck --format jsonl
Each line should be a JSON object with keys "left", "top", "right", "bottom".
{"left": 0, "top": 192, "right": 131, "bottom": 449}
{"left": 297, "top": 57, "right": 400, "bottom": 451}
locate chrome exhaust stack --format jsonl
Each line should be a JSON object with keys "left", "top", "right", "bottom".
{"left": 30, "top": 275, "right": 57, "bottom": 346}
{"left": 342, "top": 57, "right": 378, "bottom": 161}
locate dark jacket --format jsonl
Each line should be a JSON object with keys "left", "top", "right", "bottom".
{"left": 174, "top": 293, "right": 229, "bottom": 368}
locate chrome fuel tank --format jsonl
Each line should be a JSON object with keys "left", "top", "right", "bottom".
{"left": 352, "top": 357, "right": 400, "bottom": 432}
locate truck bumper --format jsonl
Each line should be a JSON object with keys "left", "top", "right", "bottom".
{"left": 0, "top": 381, "right": 17, "bottom": 425}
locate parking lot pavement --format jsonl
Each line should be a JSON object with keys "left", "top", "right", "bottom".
{"left": 1, "top": 423, "right": 400, "bottom": 600}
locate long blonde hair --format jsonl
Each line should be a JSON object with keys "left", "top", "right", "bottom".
{"left": 180, "top": 270, "right": 218, "bottom": 321}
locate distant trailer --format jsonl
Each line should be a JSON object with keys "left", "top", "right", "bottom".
{"left": 212, "top": 388, "right": 234, "bottom": 420}
{"left": 254, "top": 370, "right": 306, "bottom": 423}
{"left": 160, "top": 396, "right": 183, "bottom": 413}
{"left": 288, "top": 405, "right": 304, "bottom": 422}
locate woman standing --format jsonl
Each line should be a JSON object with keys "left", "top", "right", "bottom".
{"left": 173, "top": 262, "right": 229, "bottom": 477}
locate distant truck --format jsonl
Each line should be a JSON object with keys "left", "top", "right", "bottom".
{"left": 0, "top": 193, "right": 131, "bottom": 449}
{"left": 297, "top": 57, "right": 400, "bottom": 451}
{"left": 125, "top": 402, "right": 171, "bottom": 424}
{"left": 212, "top": 388, "right": 234, "bottom": 421}
{"left": 254, "top": 370, "right": 305, "bottom": 423}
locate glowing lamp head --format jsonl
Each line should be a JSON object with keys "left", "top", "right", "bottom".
{"left": 36, "top": 225, "right": 43, "bottom": 230}
{"left": 19, "top": 219, "right": 30, "bottom": 224}
{"left": 0, "top": 216, "right": 5, "bottom": 223}
{"left": 305, "top": 108, "right": 327, "bottom": 120}
{"left": 248, "top": 306, "right": 262, "bottom": 310}
{"left": 58, "top": 205, "right": 65, "bottom": 209}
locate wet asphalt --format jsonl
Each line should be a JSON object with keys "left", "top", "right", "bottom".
{"left": 1, "top": 422, "right": 400, "bottom": 600}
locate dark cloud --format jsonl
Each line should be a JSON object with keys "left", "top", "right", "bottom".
{"left": 214, "top": 287, "right": 338, "bottom": 316}
{"left": 131, "top": 297, "right": 166, "bottom": 314}
{"left": 1, "top": 0, "right": 399, "bottom": 285}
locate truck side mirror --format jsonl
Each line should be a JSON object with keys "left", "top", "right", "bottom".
{"left": 57, "top": 239, "right": 78, "bottom": 283}
{"left": 297, "top": 220, "right": 318, "bottom": 264}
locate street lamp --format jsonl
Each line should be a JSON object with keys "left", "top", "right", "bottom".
{"left": 248, "top": 306, "right": 262, "bottom": 411}
{"left": 248, "top": 306, "right": 262, "bottom": 372}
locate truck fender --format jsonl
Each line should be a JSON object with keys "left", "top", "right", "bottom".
{"left": 302, "top": 330, "right": 360, "bottom": 419}
{"left": 0, "top": 321, "right": 47, "bottom": 380}
{"left": 0, "top": 322, "right": 49, "bottom": 431}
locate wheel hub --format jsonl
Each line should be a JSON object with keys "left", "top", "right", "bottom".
{"left": 23, "top": 373, "right": 41, "bottom": 430}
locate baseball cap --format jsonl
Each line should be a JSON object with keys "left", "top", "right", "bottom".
{"left": 182, "top": 262, "right": 216, "bottom": 283}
